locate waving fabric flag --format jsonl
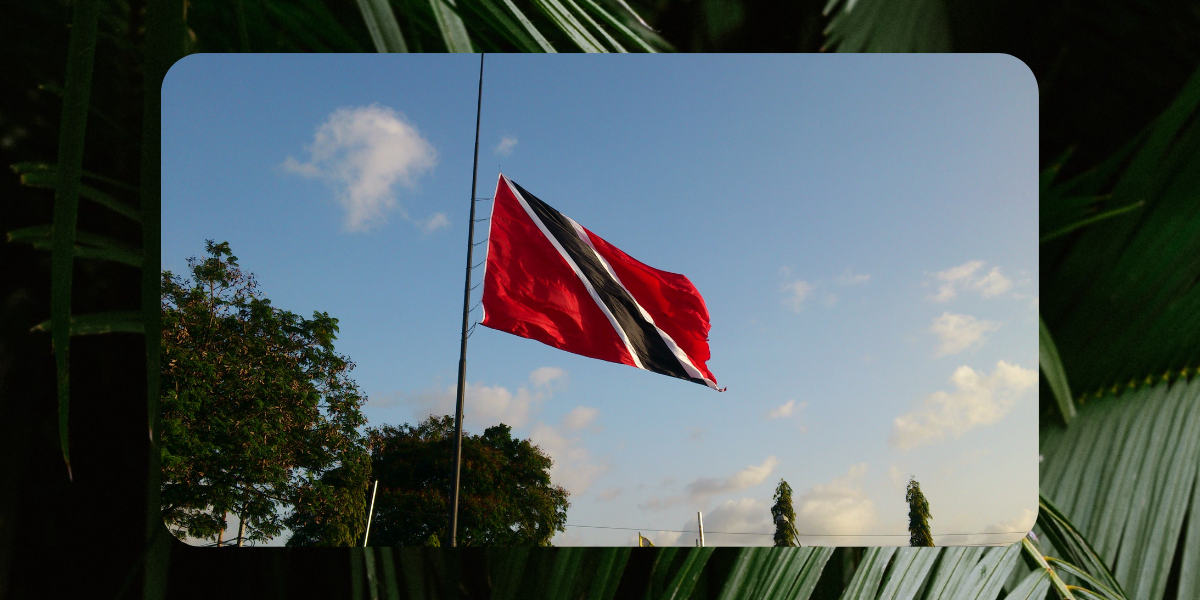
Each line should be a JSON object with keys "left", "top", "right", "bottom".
{"left": 480, "top": 174, "right": 722, "bottom": 391}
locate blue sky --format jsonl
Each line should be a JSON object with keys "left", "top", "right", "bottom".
{"left": 162, "top": 53, "right": 1038, "bottom": 547}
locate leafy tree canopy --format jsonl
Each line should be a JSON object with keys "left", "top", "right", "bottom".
{"left": 906, "top": 476, "right": 934, "bottom": 547}
{"left": 365, "top": 415, "right": 569, "bottom": 546}
{"left": 770, "top": 478, "right": 799, "bottom": 547}
{"left": 161, "top": 240, "right": 370, "bottom": 546}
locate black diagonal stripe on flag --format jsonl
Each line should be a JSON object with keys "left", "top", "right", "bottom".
{"left": 509, "top": 180, "right": 704, "bottom": 385}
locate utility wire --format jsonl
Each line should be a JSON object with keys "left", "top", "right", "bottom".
{"left": 341, "top": 504, "right": 1028, "bottom": 539}
{"left": 563, "top": 524, "right": 1029, "bottom": 537}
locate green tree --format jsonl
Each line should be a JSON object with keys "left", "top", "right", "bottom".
{"left": 364, "top": 415, "right": 568, "bottom": 546}
{"left": 770, "top": 478, "right": 799, "bottom": 547}
{"left": 160, "top": 241, "right": 370, "bottom": 546}
{"left": 906, "top": 476, "right": 934, "bottom": 547}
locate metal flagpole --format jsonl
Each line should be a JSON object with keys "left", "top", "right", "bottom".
{"left": 363, "top": 479, "right": 379, "bottom": 546}
{"left": 449, "top": 53, "right": 485, "bottom": 548}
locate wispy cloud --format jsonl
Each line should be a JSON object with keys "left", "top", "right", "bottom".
{"left": 779, "top": 268, "right": 814, "bottom": 312}
{"left": 765, "top": 400, "right": 809, "bottom": 432}
{"left": 386, "top": 367, "right": 603, "bottom": 496}
{"left": 889, "top": 361, "right": 1037, "bottom": 450}
{"left": 530, "top": 411, "right": 608, "bottom": 497}
{"left": 766, "top": 399, "right": 799, "bottom": 419}
{"left": 562, "top": 406, "right": 599, "bottom": 431}
{"left": 282, "top": 104, "right": 438, "bottom": 232}
{"left": 644, "top": 456, "right": 779, "bottom": 510}
{"left": 420, "top": 212, "right": 450, "bottom": 232}
{"left": 691, "top": 498, "right": 775, "bottom": 547}
{"left": 530, "top": 366, "right": 568, "bottom": 389}
{"left": 686, "top": 456, "right": 779, "bottom": 499}
{"left": 950, "top": 508, "right": 1037, "bottom": 546}
{"left": 494, "top": 136, "right": 518, "bottom": 156}
{"left": 928, "top": 260, "right": 1013, "bottom": 302}
{"left": 931, "top": 312, "right": 999, "bottom": 356}
{"left": 793, "top": 463, "right": 879, "bottom": 540}
{"left": 836, "top": 269, "right": 871, "bottom": 286}
{"left": 399, "top": 366, "right": 567, "bottom": 432}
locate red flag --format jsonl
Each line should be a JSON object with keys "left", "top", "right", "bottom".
{"left": 480, "top": 174, "right": 722, "bottom": 390}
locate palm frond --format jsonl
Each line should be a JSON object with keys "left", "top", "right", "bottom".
{"left": 1040, "top": 378, "right": 1200, "bottom": 600}
{"left": 822, "top": 0, "right": 951, "bottom": 52}
{"left": 1041, "top": 66, "right": 1200, "bottom": 398}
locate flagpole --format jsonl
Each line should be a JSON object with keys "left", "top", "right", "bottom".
{"left": 449, "top": 53, "right": 484, "bottom": 548}
{"left": 363, "top": 479, "right": 379, "bottom": 546}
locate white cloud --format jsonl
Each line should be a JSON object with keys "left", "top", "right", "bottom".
{"left": 382, "top": 367, "right": 605, "bottom": 504}
{"left": 694, "top": 498, "right": 774, "bottom": 546}
{"left": 765, "top": 400, "right": 809, "bottom": 432}
{"left": 889, "top": 361, "right": 1037, "bottom": 450}
{"left": 494, "top": 136, "right": 518, "bottom": 156}
{"left": 530, "top": 366, "right": 568, "bottom": 389}
{"left": 282, "top": 104, "right": 437, "bottom": 232}
{"left": 402, "top": 366, "right": 566, "bottom": 432}
{"left": 836, "top": 269, "right": 871, "bottom": 285}
{"left": 530, "top": 415, "right": 608, "bottom": 497}
{"left": 793, "top": 463, "right": 878, "bottom": 540}
{"left": 642, "top": 456, "right": 779, "bottom": 511}
{"left": 974, "top": 267, "right": 1012, "bottom": 297}
{"left": 986, "top": 508, "right": 1036, "bottom": 536}
{"left": 929, "top": 261, "right": 1013, "bottom": 302}
{"left": 686, "top": 456, "right": 779, "bottom": 499}
{"left": 782, "top": 279, "right": 814, "bottom": 312}
{"left": 946, "top": 508, "right": 1038, "bottom": 546}
{"left": 407, "top": 381, "right": 541, "bottom": 431}
{"left": 646, "top": 528, "right": 684, "bottom": 547}
{"left": 562, "top": 406, "right": 598, "bottom": 431}
{"left": 930, "top": 312, "right": 999, "bottom": 356}
{"left": 766, "top": 399, "right": 799, "bottom": 419}
{"left": 930, "top": 260, "right": 984, "bottom": 302}
{"left": 420, "top": 212, "right": 450, "bottom": 232}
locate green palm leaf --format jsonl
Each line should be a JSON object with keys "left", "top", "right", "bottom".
{"left": 1039, "top": 64, "right": 1200, "bottom": 600}
{"left": 1041, "top": 66, "right": 1200, "bottom": 397}
{"left": 354, "top": 0, "right": 410, "bottom": 51}
{"left": 1040, "top": 378, "right": 1200, "bottom": 600}
{"left": 822, "top": 0, "right": 951, "bottom": 52}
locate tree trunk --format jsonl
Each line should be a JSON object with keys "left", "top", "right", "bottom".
{"left": 237, "top": 515, "right": 245, "bottom": 547}
{"left": 216, "top": 511, "right": 226, "bottom": 547}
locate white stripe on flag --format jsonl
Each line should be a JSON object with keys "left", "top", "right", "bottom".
{"left": 501, "top": 175, "right": 645, "bottom": 370}
{"left": 566, "top": 217, "right": 721, "bottom": 390}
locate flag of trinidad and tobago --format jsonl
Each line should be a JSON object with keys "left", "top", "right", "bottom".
{"left": 479, "top": 174, "right": 723, "bottom": 391}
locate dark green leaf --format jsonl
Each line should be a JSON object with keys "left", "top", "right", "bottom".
{"left": 659, "top": 547, "right": 714, "bottom": 600}
{"left": 1034, "top": 494, "right": 1125, "bottom": 598}
{"left": 1040, "top": 378, "right": 1200, "bottom": 600}
{"left": 31, "top": 311, "right": 143, "bottom": 335}
{"left": 429, "top": 0, "right": 474, "bottom": 51}
{"left": 839, "top": 547, "right": 895, "bottom": 599}
{"left": 1039, "top": 315, "right": 1076, "bottom": 425}
{"left": 50, "top": 0, "right": 101, "bottom": 482}
{"left": 15, "top": 168, "right": 141, "bottom": 222}
{"left": 1041, "top": 66, "right": 1200, "bottom": 394}
{"left": 823, "top": 0, "right": 951, "bottom": 52}
{"left": 354, "top": 0, "right": 409, "bottom": 51}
